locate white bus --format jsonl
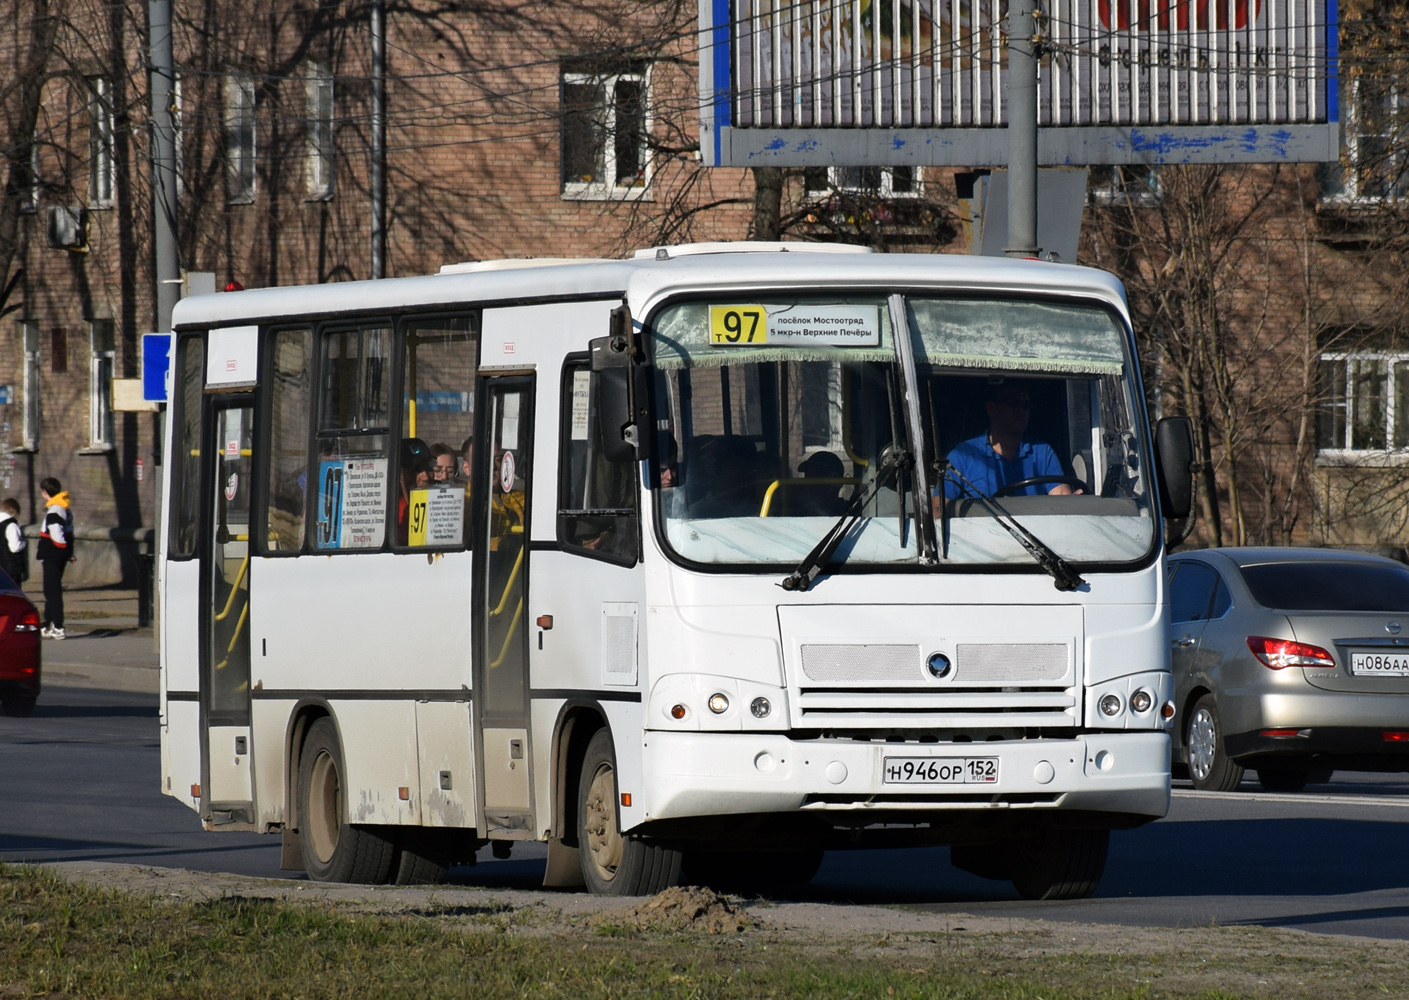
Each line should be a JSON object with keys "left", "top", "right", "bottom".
{"left": 159, "top": 243, "right": 1194, "bottom": 899}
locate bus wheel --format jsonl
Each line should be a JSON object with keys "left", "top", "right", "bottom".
{"left": 577, "top": 729, "right": 680, "bottom": 896}
{"left": 297, "top": 717, "right": 395, "bottom": 884}
{"left": 1008, "top": 827, "right": 1109, "bottom": 900}
{"left": 392, "top": 828, "right": 452, "bottom": 885}
{"left": 681, "top": 849, "right": 824, "bottom": 895}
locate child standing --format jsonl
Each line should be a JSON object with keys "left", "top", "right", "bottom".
{"left": 0, "top": 498, "right": 27, "bottom": 588}
{"left": 37, "top": 478, "right": 74, "bottom": 639}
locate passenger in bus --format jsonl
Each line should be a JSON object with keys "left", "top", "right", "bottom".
{"left": 430, "top": 443, "right": 456, "bottom": 483}
{"left": 793, "top": 451, "right": 848, "bottom": 516}
{"left": 396, "top": 438, "right": 434, "bottom": 545}
{"left": 941, "top": 382, "right": 1080, "bottom": 500}
{"left": 689, "top": 436, "right": 767, "bottom": 517}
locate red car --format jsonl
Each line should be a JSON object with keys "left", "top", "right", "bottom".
{"left": 0, "top": 580, "right": 41, "bottom": 716}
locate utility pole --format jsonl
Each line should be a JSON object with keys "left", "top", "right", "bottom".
{"left": 1005, "top": 0, "right": 1039, "bottom": 259}
{"left": 370, "top": 0, "right": 387, "bottom": 279}
{"left": 150, "top": 0, "right": 179, "bottom": 328}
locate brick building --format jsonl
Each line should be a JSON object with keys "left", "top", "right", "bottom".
{"left": 0, "top": 0, "right": 1403, "bottom": 582}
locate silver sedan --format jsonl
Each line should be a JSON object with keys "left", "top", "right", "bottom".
{"left": 1168, "top": 547, "right": 1409, "bottom": 792}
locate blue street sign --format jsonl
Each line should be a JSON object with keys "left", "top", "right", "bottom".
{"left": 142, "top": 333, "right": 171, "bottom": 402}
{"left": 0, "top": 385, "right": 12, "bottom": 405}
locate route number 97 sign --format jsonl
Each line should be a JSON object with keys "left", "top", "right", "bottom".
{"left": 708, "top": 304, "right": 881, "bottom": 348}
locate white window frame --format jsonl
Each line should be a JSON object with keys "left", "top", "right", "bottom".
{"left": 1087, "top": 165, "right": 1162, "bottom": 207}
{"left": 1317, "top": 350, "right": 1409, "bottom": 459}
{"left": 1330, "top": 77, "right": 1409, "bottom": 204}
{"left": 560, "top": 67, "right": 652, "bottom": 201}
{"left": 87, "top": 320, "right": 115, "bottom": 451}
{"left": 18, "top": 321, "right": 39, "bottom": 452}
{"left": 226, "top": 75, "right": 256, "bottom": 204}
{"left": 88, "top": 77, "right": 115, "bottom": 209}
{"left": 305, "top": 61, "right": 334, "bottom": 200}
{"left": 806, "top": 166, "right": 922, "bottom": 199}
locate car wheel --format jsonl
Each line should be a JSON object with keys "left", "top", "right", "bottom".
{"left": 1185, "top": 695, "right": 1244, "bottom": 792}
{"left": 1008, "top": 828, "right": 1109, "bottom": 900}
{"left": 577, "top": 728, "right": 681, "bottom": 895}
{"left": 681, "top": 849, "right": 825, "bottom": 895}
{"left": 1, "top": 692, "right": 36, "bottom": 717}
{"left": 1256, "top": 768, "right": 1309, "bottom": 793}
{"left": 297, "top": 717, "right": 396, "bottom": 884}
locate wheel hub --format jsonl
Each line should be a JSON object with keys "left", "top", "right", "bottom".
{"left": 306, "top": 750, "right": 341, "bottom": 864}
{"left": 584, "top": 762, "right": 623, "bottom": 880}
{"left": 1187, "top": 707, "right": 1216, "bottom": 782}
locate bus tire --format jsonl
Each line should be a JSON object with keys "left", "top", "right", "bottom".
{"left": 1185, "top": 694, "right": 1244, "bottom": 792}
{"left": 681, "top": 849, "right": 824, "bottom": 895}
{"left": 577, "top": 728, "right": 680, "bottom": 896}
{"left": 392, "top": 828, "right": 453, "bottom": 885}
{"left": 1009, "top": 827, "right": 1109, "bottom": 900}
{"left": 297, "top": 717, "right": 396, "bottom": 884}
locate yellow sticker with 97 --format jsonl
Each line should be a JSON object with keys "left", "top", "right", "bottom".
{"left": 710, "top": 305, "right": 767, "bottom": 345}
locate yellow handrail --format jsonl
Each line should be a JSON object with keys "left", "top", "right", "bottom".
{"left": 488, "top": 526, "right": 524, "bottom": 617}
{"left": 488, "top": 597, "right": 524, "bottom": 669}
{"left": 759, "top": 477, "right": 860, "bottom": 516}
{"left": 213, "top": 546, "right": 250, "bottom": 623}
{"left": 214, "top": 600, "right": 250, "bottom": 674}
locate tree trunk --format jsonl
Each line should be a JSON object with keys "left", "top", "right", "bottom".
{"left": 751, "top": 167, "right": 783, "bottom": 242}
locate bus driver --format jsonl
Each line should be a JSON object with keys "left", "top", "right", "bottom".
{"left": 941, "top": 382, "right": 1080, "bottom": 500}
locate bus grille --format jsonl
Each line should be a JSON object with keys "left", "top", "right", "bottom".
{"left": 791, "top": 642, "right": 1077, "bottom": 729}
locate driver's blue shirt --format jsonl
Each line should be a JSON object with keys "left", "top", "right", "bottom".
{"left": 942, "top": 433, "right": 1064, "bottom": 499}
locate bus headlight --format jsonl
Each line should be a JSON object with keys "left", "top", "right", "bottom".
{"left": 1129, "top": 689, "right": 1154, "bottom": 714}
{"left": 1099, "top": 693, "right": 1124, "bottom": 718}
{"left": 708, "top": 693, "right": 730, "bottom": 714}
{"left": 750, "top": 697, "right": 771, "bottom": 719}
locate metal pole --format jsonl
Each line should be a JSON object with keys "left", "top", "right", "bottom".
{"left": 149, "top": 0, "right": 179, "bottom": 328}
{"left": 370, "top": 0, "right": 386, "bottom": 279}
{"left": 1005, "top": 0, "right": 1038, "bottom": 258}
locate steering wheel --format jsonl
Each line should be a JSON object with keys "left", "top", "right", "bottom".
{"left": 991, "top": 475, "right": 1087, "bottom": 498}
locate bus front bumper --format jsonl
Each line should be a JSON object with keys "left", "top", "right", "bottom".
{"left": 639, "top": 730, "right": 1170, "bottom": 825}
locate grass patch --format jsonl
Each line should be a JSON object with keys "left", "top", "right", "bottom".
{"left": 1, "top": 865, "right": 1404, "bottom": 999}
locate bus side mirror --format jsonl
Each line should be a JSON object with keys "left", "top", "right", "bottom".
{"left": 1154, "top": 416, "right": 1195, "bottom": 520}
{"left": 589, "top": 305, "right": 649, "bottom": 463}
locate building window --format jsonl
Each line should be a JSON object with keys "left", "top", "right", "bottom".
{"left": 305, "top": 62, "right": 334, "bottom": 200}
{"left": 19, "top": 322, "right": 39, "bottom": 451}
{"left": 1087, "top": 165, "right": 1162, "bottom": 207}
{"left": 561, "top": 66, "right": 650, "bottom": 200}
{"left": 1317, "top": 351, "right": 1409, "bottom": 453}
{"left": 88, "top": 78, "right": 114, "bottom": 209}
{"left": 88, "top": 320, "right": 115, "bottom": 450}
{"left": 226, "top": 75, "right": 256, "bottom": 204}
{"left": 1329, "top": 77, "right": 1409, "bottom": 204}
{"left": 805, "top": 167, "right": 920, "bottom": 199}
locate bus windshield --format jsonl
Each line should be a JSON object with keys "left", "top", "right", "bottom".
{"left": 649, "top": 294, "right": 1154, "bottom": 570}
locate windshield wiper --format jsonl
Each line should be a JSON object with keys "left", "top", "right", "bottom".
{"left": 935, "top": 461, "right": 1086, "bottom": 592}
{"left": 780, "top": 449, "right": 906, "bottom": 592}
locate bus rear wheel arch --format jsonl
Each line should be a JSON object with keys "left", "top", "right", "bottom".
{"left": 295, "top": 716, "right": 397, "bottom": 884}
{"left": 576, "top": 728, "right": 680, "bottom": 895}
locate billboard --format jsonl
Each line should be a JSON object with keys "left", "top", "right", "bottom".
{"left": 699, "top": 0, "right": 1338, "bottom": 166}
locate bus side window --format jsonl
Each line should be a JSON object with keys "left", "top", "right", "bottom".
{"left": 264, "top": 328, "right": 312, "bottom": 553}
{"left": 169, "top": 334, "right": 205, "bottom": 559}
{"left": 312, "top": 326, "right": 393, "bottom": 551}
{"left": 398, "top": 316, "right": 478, "bottom": 550}
{"left": 558, "top": 358, "right": 638, "bottom": 565}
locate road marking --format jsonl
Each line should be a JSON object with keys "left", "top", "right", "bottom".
{"left": 1174, "top": 788, "right": 1409, "bottom": 807}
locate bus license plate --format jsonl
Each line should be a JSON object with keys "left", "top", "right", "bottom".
{"left": 883, "top": 757, "right": 999, "bottom": 784}
{"left": 1351, "top": 651, "right": 1409, "bottom": 676}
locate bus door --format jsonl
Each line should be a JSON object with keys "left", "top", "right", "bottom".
{"left": 200, "top": 398, "right": 255, "bottom": 825}
{"left": 474, "top": 375, "right": 536, "bottom": 834}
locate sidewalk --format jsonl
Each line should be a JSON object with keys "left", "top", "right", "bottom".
{"left": 36, "top": 587, "right": 159, "bottom": 695}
